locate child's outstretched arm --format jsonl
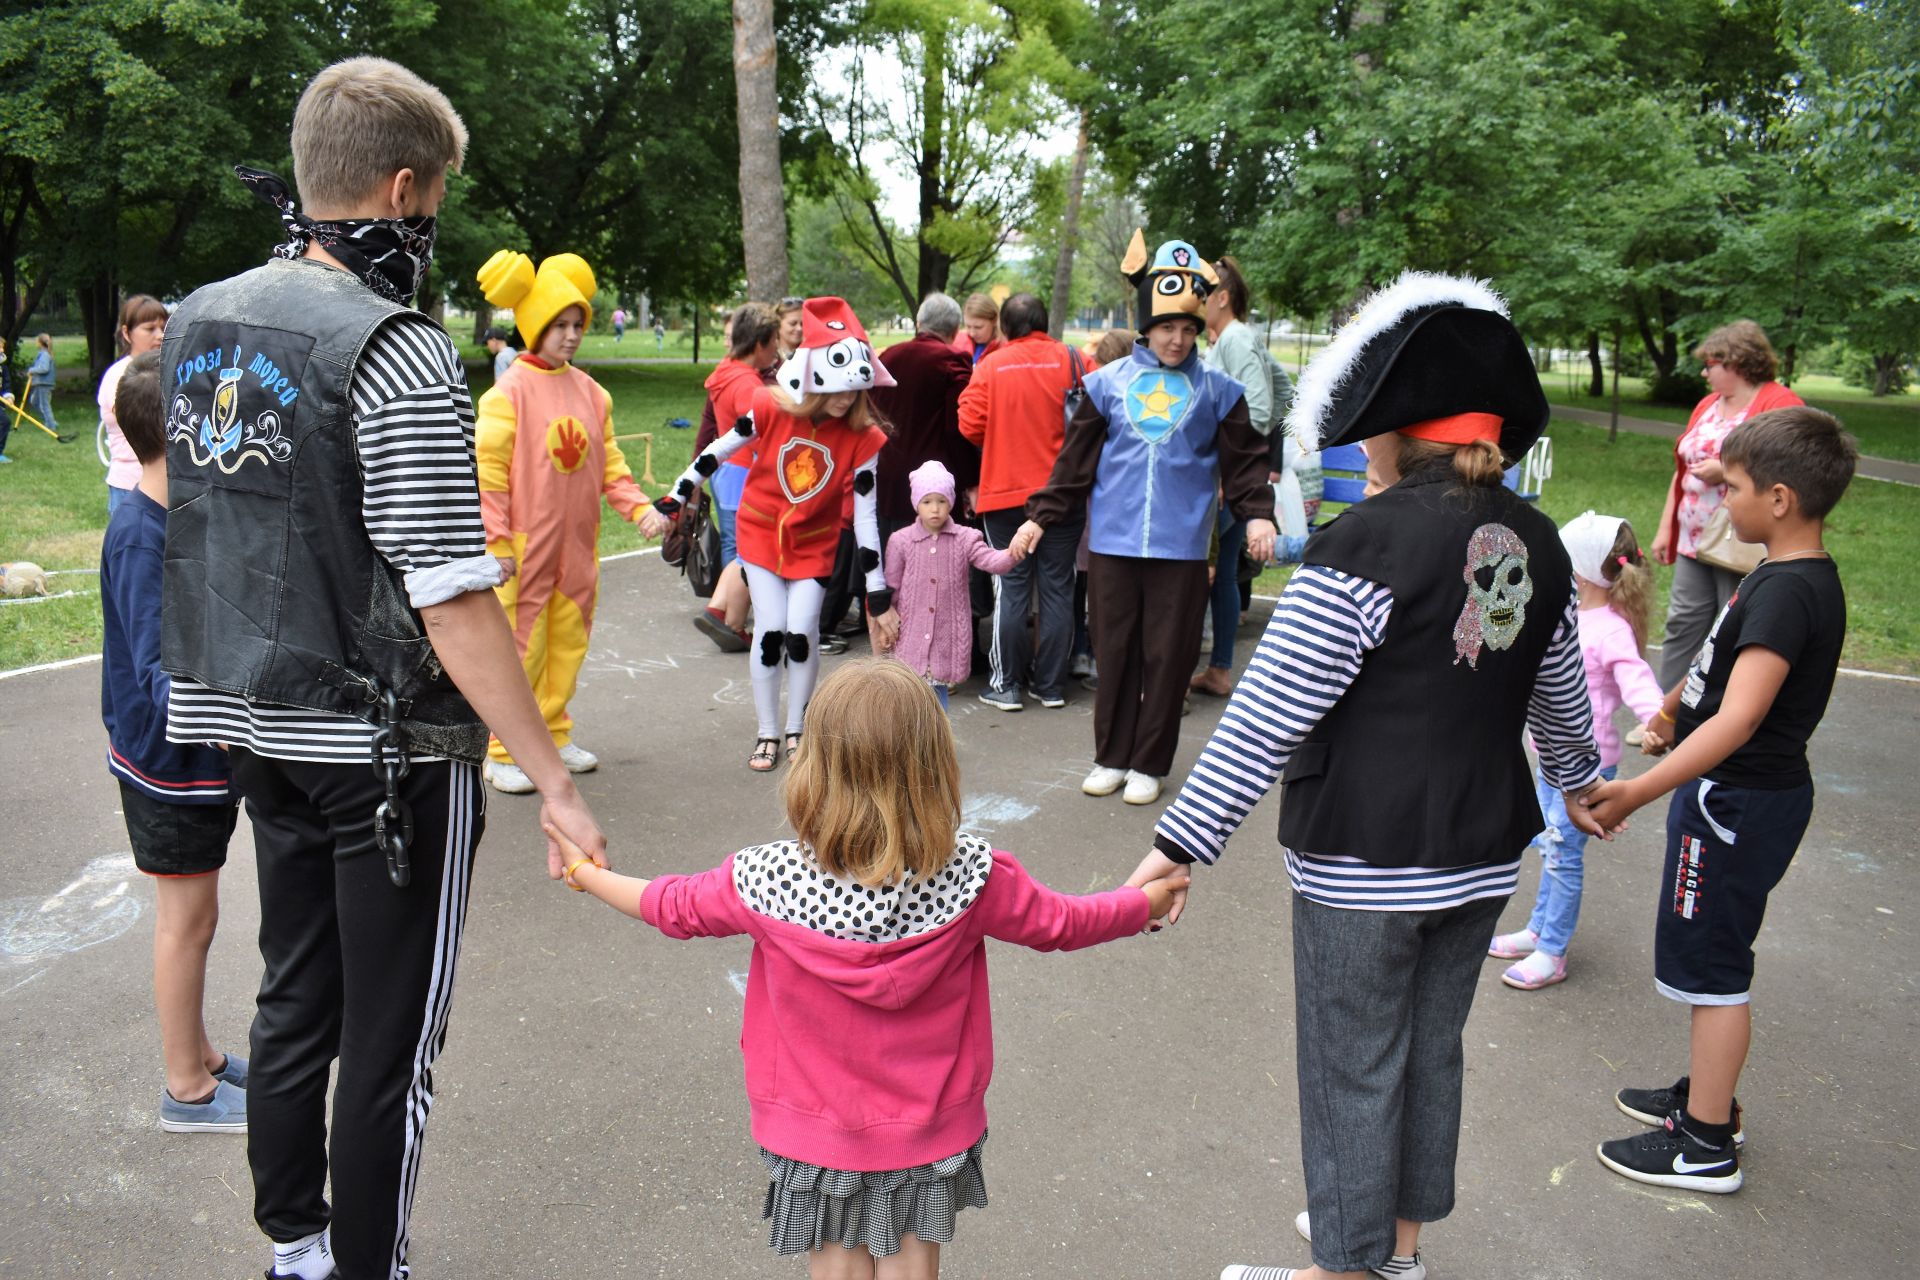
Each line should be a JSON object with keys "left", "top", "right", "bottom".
{"left": 1585, "top": 645, "right": 1790, "bottom": 830}
{"left": 563, "top": 856, "right": 652, "bottom": 920}
{"left": 657, "top": 412, "right": 756, "bottom": 514}
{"left": 978, "top": 852, "right": 1167, "bottom": 950}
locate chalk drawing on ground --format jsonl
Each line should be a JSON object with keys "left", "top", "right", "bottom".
{"left": 1, "top": 853, "right": 143, "bottom": 998}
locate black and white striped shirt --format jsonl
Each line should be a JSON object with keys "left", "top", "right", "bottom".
{"left": 1155, "top": 564, "right": 1602, "bottom": 911}
{"left": 167, "top": 313, "right": 501, "bottom": 763}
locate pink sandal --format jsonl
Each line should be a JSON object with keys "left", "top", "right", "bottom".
{"left": 1501, "top": 951, "right": 1568, "bottom": 990}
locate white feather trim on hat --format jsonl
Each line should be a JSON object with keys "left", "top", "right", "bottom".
{"left": 1284, "top": 271, "right": 1511, "bottom": 453}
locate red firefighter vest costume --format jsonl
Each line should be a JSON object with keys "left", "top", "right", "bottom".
{"left": 735, "top": 385, "right": 886, "bottom": 580}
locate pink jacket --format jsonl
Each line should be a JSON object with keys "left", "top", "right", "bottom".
{"left": 639, "top": 846, "right": 1149, "bottom": 1171}
{"left": 1578, "top": 606, "right": 1665, "bottom": 768}
{"left": 885, "top": 522, "right": 1017, "bottom": 686}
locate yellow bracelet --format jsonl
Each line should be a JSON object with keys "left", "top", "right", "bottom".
{"left": 564, "top": 858, "right": 593, "bottom": 891}
{"left": 1656, "top": 708, "right": 1676, "bottom": 724}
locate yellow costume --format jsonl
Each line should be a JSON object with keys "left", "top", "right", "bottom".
{"left": 476, "top": 251, "right": 654, "bottom": 764}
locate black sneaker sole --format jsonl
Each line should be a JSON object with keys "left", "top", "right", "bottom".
{"left": 693, "top": 613, "right": 749, "bottom": 653}
{"left": 1595, "top": 1143, "right": 1743, "bottom": 1193}
{"left": 1614, "top": 1095, "right": 1745, "bottom": 1146}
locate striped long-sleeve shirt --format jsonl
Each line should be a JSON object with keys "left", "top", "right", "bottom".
{"left": 167, "top": 313, "right": 502, "bottom": 763}
{"left": 1154, "top": 564, "right": 1602, "bottom": 911}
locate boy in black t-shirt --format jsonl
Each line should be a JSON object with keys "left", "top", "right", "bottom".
{"left": 1583, "top": 406, "right": 1856, "bottom": 1193}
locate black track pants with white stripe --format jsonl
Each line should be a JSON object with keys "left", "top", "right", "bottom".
{"left": 231, "top": 749, "right": 484, "bottom": 1280}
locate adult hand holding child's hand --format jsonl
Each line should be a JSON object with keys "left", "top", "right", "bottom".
{"left": 1126, "top": 848, "right": 1190, "bottom": 929}
{"left": 540, "top": 787, "right": 609, "bottom": 881}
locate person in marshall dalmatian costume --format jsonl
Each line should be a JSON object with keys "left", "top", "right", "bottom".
{"left": 1125, "top": 272, "right": 1607, "bottom": 1280}
{"left": 1010, "top": 230, "right": 1278, "bottom": 807}
{"left": 660, "top": 297, "right": 897, "bottom": 773}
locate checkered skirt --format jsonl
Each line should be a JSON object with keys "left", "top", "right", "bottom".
{"left": 758, "top": 1130, "right": 989, "bottom": 1257}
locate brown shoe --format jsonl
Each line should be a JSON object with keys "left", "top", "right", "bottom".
{"left": 1189, "top": 666, "right": 1235, "bottom": 697}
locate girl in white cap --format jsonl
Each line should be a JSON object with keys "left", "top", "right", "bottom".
{"left": 1489, "top": 512, "right": 1663, "bottom": 988}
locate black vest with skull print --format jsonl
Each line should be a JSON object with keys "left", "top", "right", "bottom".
{"left": 1278, "top": 463, "right": 1572, "bottom": 868}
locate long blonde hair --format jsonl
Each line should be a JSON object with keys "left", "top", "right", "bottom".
{"left": 769, "top": 385, "right": 889, "bottom": 434}
{"left": 1600, "top": 519, "right": 1653, "bottom": 653}
{"left": 784, "top": 660, "right": 961, "bottom": 886}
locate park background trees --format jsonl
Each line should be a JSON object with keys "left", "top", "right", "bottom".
{"left": 0, "top": 0, "right": 1913, "bottom": 397}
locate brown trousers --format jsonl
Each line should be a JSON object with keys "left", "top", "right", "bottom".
{"left": 1087, "top": 552, "right": 1211, "bottom": 777}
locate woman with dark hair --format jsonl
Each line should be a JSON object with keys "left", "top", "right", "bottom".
{"left": 1192, "top": 255, "right": 1277, "bottom": 697}
{"left": 1129, "top": 274, "right": 1604, "bottom": 1280}
{"left": 97, "top": 294, "right": 170, "bottom": 513}
{"left": 1651, "top": 321, "right": 1803, "bottom": 688}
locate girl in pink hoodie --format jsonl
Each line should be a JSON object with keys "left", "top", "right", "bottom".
{"left": 559, "top": 658, "right": 1185, "bottom": 1277}
{"left": 1491, "top": 512, "right": 1664, "bottom": 990}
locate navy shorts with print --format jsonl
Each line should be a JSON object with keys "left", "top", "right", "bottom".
{"left": 120, "top": 781, "right": 238, "bottom": 877}
{"left": 1653, "top": 776, "right": 1812, "bottom": 1005}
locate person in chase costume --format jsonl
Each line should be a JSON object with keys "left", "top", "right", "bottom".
{"left": 662, "top": 297, "right": 896, "bottom": 773}
{"left": 1012, "top": 231, "right": 1277, "bottom": 806}
{"left": 1129, "top": 272, "right": 1605, "bottom": 1280}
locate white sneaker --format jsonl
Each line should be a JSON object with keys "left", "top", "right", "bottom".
{"left": 1122, "top": 771, "right": 1162, "bottom": 805}
{"left": 556, "top": 742, "right": 599, "bottom": 773}
{"left": 484, "top": 760, "right": 536, "bottom": 794}
{"left": 1081, "top": 765, "right": 1127, "bottom": 796}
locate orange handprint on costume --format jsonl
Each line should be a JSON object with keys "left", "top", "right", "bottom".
{"left": 547, "top": 416, "right": 590, "bottom": 474}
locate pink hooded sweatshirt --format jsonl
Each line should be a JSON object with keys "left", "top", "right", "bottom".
{"left": 639, "top": 839, "right": 1150, "bottom": 1171}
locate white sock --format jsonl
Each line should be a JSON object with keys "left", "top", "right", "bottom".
{"left": 272, "top": 1228, "right": 333, "bottom": 1279}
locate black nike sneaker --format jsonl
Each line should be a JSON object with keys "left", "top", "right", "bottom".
{"left": 1616, "top": 1076, "right": 1744, "bottom": 1145}
{"left": 1597, "top": 1113, "right": 1742, "bottom": 1193}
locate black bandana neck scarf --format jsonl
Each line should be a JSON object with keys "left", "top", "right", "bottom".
{"left": 236, "top": 165, "right": 437, "bottom": 306}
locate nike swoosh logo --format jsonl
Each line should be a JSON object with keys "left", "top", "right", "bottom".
{"left": 1673, "top": 1155, "right": 1732, "bottom": 1173}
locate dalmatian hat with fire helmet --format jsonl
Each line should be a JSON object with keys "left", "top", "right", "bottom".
{"left": 1283, "top": 271, "right": 1548, "bottom": 460}
{"left": 1122, "top": 229, "right": 1218, "bottom": 334}
{"left": 776, "top": 297, "right": 896, "bottom": 398}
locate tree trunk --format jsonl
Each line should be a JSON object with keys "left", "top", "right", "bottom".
{"left": 1586, "top": 330, "right": 1604, "bottom": 398}
{"left": 78, "top": 271, "right": 117, "bottom": 386}
{"left": 914, "top": 36, "right": 950, "bottom": 303}
{"left": 472, "top": 304, "right": 493, "bottom": 346}
{"left": 1872, "top": 353, "right": 1899, "bottom": 396}
{"left": 733, "top": 0, "right": 790, "bottom": 302}
{"left": 1047, "top": 111, "right": 1091, "bottom": 339}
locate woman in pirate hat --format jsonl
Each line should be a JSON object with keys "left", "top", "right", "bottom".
{"left": 1010, "top": 231, "right": 1278, "bottom": 806}
{"left": 662, "top": 297, "right": 897, "bottom": 772}
{"left": 1126, "top": 273, "right": 1607, "bottom": 1280}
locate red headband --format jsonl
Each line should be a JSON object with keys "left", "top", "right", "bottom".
{"left": 1400, "top": 412, "right": 1502, "bottom": 445}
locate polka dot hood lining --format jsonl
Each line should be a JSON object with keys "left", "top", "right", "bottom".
{"left": 732, "top": 833, "right": 994, "bottom": 943}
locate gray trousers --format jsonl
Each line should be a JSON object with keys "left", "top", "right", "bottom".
{"left": 1292, "top": 892, "right": 1507, "bottom": 1273}
{"left": 1658, "top": 553, "right": 1740, "bottom": 688}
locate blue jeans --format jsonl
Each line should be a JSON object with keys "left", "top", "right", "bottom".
{"left": 107, "top": 484, "right": 129, "bottom": 517}
{"left": 1207, "top": 507, "right": 1245, "bottom": 668}
{"left": 712, "top": 465, "right": 748, "bottom": 566}
{"left": 930, "top": 681, "right": 949, "bottom": 712}
{"left": 1524, "top": 765, "right": 1616, "bottom": 956}
{"left": 28, "top": 385, "right": 55, "bottom": 432}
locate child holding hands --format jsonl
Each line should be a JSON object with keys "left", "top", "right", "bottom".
{"left": 882, "top": 459, "right": 1024, "bottom": 709}
{"left": 1586, "top": 407, "right": 1855, "bottom": 1194}
{"left": 1490, "top": 511, "right": 1664, "bottom": 990}
{"left": 561, "top": 659, "right": 1185, "bottom": 1277}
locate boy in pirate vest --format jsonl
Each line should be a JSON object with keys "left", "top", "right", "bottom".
{"left": 160, "top": 58, "right": 607, "bottom": 1280}
{"left": 475, "top": 249, "right": 670, "bottom": 794}
{"left": 1127, "top": 273, "right": 1607, "bottom": 1280}
{"left": 1011, "top": 231, "right": 1277, "bottom": 806}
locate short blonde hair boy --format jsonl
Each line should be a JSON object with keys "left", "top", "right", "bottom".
{"left": 291, "top": 57, "right": 469, "bottom": 213}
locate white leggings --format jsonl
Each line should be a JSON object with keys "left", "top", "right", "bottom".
{"left": 742, "top": 563, "right": 826, "bottom": 739}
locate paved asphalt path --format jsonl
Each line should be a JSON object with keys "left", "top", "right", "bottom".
{"left": 2, "top": 551, "right": 1913, "bottom": 1278}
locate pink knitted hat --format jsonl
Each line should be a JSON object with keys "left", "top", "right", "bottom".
{"left": 909, "top": 459, "right": 957, "bottom": 508}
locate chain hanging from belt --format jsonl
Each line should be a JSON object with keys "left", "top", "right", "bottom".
{"left": 370, "top": 687, "right": 414, "bottom": 888}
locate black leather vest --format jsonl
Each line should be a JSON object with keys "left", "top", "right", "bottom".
{"left": 1278, "top": 465, "right": 1574, "bottom": 867}
{"left": 160, "top": 257, "right": 486, "bottom": 762}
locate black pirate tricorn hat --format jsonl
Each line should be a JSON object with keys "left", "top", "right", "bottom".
{"left": 1284, "top": 272, "right": 1548, "bottom": 460}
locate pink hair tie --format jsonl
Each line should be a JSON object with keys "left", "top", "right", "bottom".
{"left": 1617, "top": 554, "right": 1630, "bottom": 567}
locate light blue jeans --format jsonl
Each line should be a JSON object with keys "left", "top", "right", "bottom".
{"left": 1524, "top": 765, "right": 1616, "bottom": 956}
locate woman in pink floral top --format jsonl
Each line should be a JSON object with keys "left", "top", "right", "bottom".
{"left": 883, "top": 461, "right": 1024, "bottom": 708}
{"left": 1651, "top": 321, "right": 1803, "bottom": 686}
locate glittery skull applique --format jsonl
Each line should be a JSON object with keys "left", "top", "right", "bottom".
{"left": 1453, "top": 523, "right": 1534, "bottom": 668}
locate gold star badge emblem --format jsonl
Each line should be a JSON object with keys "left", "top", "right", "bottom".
{"left": 1132, "top": 376, "right": 1178, "bottom": 423}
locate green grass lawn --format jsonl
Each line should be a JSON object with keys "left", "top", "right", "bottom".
{"left": 5, "top": 367, "right": 1917, "bottom": 674}
{"left": 1542, "top": 371, "right": 1920, "bottom": 464}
